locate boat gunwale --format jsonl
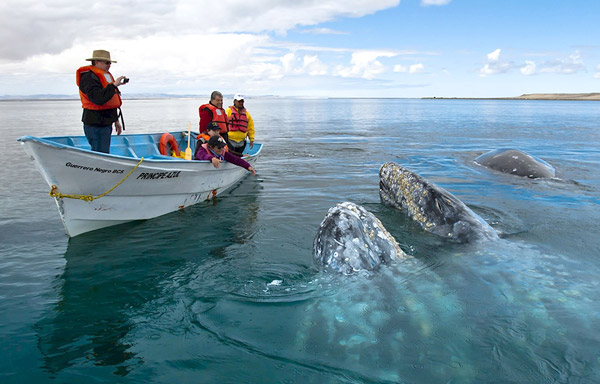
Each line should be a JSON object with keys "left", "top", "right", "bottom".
{"left": 18, "top": 132, "right": 263, "bottom": 163}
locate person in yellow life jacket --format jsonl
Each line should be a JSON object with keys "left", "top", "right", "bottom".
{"left": 225, "top": 93, "right": 255, "bottom": 157}
{"left": 76, "top": 49, "right": 128, "bottom": 153}
{"left": 194, "top": 121, "right": 228, "bottom": 159}
{"left": 199, "top": 91, "right": 229, "bottom": 142}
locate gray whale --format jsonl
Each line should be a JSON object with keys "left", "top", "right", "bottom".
{"left": 313, "top": 202, "right": 407, "bottom": 274}
{"left": 379, "top": 162, "right": 498, "bottom": 243}
{"left": 475, "top": 149, "right": 555, "bottom": 178}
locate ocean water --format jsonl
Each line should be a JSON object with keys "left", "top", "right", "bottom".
{"left": 1, "top": 98, "right": 599, "bottom": 383}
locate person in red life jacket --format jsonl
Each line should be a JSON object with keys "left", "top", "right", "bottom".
{"left": 194, "top": 121, "right": 228, "bottom": 158}
{"left": 195, "top": 135, "right": 256, "bottom": 176}
{"left": 225, "top": 93, "right": 255, "bottom": 157}
{"left": 198, "top": 91, "right": 229, "bottom": 142}
{"left": 76, "top": 49, "right": 128, "bottom": 153}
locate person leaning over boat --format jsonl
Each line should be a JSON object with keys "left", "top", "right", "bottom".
{"left": 195, "top": 135, "right": 256, "bottom": 176}
{"left": 199, "top": 91, "right": 229, "bottom": 142}
{"left": 225, "top": 93, "right": 255, "bottom": 157}
{"left": 76, "top": 49, "right": 128, "bottom": 153}
{"left": 194, "top": 121, "right": 228, "bottom": 158}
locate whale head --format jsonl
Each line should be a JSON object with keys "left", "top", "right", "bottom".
{"left": 313, "top": 202, "right": 407, "bottom": 274}
{"left": 379, "top": 162, "right": 497, "bottom": 243}
{"left": 475, "top": 149, "right": 556, "bottom": 179}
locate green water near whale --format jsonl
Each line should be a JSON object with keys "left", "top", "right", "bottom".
{"left": 1, "top": 98, "right": 599, "bottom": 383}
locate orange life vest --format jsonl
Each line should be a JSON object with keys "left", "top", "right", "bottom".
{"left": 196, "top": 133, "right": 228, "bottom": 152}
{"left": 201, "top": 143, "right": 225, "bottom": 160}
{"left": 199, "top": 103, "right": 228, "bottom": 133}
{"left": 197, "top": 133, "right": 211, "bottom": 143}
{"left": 228, "top": 106, "right": 248, "bottom": 133}
{"left": 76, "top": 65, "right": 122, "bottom": 110}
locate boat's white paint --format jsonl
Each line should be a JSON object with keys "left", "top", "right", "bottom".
{"left": 19, "top": 132, "right": 261, "bottom": 237}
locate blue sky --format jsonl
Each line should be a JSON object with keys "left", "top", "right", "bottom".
{"left": 0, "top": 0, "right": 599, "bottom": 97}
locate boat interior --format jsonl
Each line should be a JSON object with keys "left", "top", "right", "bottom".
{"left": 38, "top": 131, "right": 261, "bottom": 160}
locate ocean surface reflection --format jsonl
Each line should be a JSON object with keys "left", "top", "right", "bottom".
{"left": 1, "top": 98, "right": 599, "bottom": 383}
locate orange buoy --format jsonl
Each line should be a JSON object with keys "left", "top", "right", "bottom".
{"left": 159, "top": 133, "right": 179, "bottom": 156}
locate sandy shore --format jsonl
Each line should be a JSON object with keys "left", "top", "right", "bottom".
{"left": 423, "top": 93, "right": 600, "bottom": 101}
{"left": 515, "top": 93, "right": 600, "bottom": 100}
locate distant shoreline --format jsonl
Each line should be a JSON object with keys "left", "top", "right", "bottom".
{"left": 422, "top": 93, "right": 600, "bottom": 101}
{"left": 1, "top": 93, "right": 599, "bottom": 101}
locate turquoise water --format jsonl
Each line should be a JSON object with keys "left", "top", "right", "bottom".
{"left": 1, "top": 98, "right": 599, "bottom": 383}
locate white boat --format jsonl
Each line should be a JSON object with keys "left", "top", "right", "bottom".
{"left": 18, "top": 131, "right": 262, "bottom": 237}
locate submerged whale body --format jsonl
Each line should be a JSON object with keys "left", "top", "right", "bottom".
{"left": 379, "top": 162, "right": 498, "bottom": 243}
{"left": 475, "top": 148, "right": 555, "bottom": 179}
{"left": 313, "top": 202, "right": 407, "bottom": 274}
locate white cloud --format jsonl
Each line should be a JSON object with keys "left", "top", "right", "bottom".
{"left": 487, "top": 49, "right": 501, "bottom": 62}
{"left": 409, "top": 63, "right": 425, "bottom": 74}
{"left": 280, "top": 53, "right": 297, "bottom": 74}
{"left": 479, "top": 48, "right": 513, "bottom": 77}
{"left": 421, "top": 0, "right": 451, "bottom": 5}
{"left": 0, "top": 0, "right": 401, "bottom": 61}
{"left": 334, "top": 50, "right": 396, "bottom": 79}
{"left": 394, "top": 64, "right": 407, "bottom": 72}
{"left": 394, "top": 63, "right": 425, "bottom": 74}
{"left": 521, "top": 60, "right": 536, "bottom": 75}
{"left": 299, "top": 28, "right": 349, "bottom": 35}
{"left": 515, "top": 51, "right": 586, "bottom": 77}
{"left": 538, "top": 51, "right": 585, "bottom": 74}
{"left": 303, "top": 55, "right": 328, "bottom": 75}
{"left": 0, "top": 0, "right": 407, "bottom": 94}
{"left": 594, "top": 64, "right": 600, "bottom": 79}
{"left": 280, "top": 53, "right": 328, "bottom": 76}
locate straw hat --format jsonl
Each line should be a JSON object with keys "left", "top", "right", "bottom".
{"left": 86, "top": 50, "right": 117, "bottom": 63}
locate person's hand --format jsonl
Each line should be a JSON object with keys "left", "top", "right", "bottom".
{"left": 115, "top": 120, "right": 123, "bottom": 135}
{"left": 249, "top": 141, "right": 254, "bottom": 149}
{"left": 113, "top": 76, "right": 127, "bottom": 86}
{"left": 248, "top": 166, "right": 256, "bottom": 176}
{"left": 211, "top": 157, "right": 222, "bottom": 168}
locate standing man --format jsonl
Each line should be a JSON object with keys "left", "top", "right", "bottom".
{"left": 76, "top": 49, "right": 128, "bottom": 153}
{"left": 199, "top": 91, "right": 229, "bottom": 142}
{"left": 225, "top": 93, "right": 255, "bottom": 157}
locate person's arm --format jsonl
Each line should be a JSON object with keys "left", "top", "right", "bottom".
{"left": 199, "top": 108, "right": 213, "bottom": 132}
{"left": 223, "top": 151, "right": 255, "bottom": 175}
{"left": 79, "top": 71, "right": 118, "bottom": 106}
{"left": 194, "top": 146, "right": 222, "bottom": 168}
{"left": 194, "top": 146, "right": 212, "bottom": 161}
{"left": 114, "top": 119, "right": 122, "bottom": 135}
{"left": 246, "top": 110, "right": 255, "bottom": 148}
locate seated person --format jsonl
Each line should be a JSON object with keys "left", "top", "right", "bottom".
{"left": 195, "top": 121, "right": 227, "bottom": 158}
{"left": 195, "top": 135, "right": 256, "bottom": 176}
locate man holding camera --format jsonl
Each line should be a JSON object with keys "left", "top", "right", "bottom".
{"left": 76, "top": 49, "right": 128, "bottom": 153}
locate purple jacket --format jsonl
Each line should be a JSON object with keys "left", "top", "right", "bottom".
{"left": 194, "top": 144, "right": 252, "bottom": 170}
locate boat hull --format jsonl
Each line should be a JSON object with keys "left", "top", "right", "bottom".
{"left": 19, "top": 133, "right": 261, "bottom": 237}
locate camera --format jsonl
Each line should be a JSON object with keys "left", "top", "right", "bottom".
{"left": 122, "top": 77, "right": 129, "bottom": 84}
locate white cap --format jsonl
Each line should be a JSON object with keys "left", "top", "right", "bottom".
{"left": 233, "top": 93, "right": 244, "bottom": 101}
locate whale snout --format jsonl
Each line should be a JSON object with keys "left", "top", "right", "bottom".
{"left": 378, "top": 162, "right": 498, "bottom": 243}
{"left": 313, "top": 202, "right": 407, "bottom": 274}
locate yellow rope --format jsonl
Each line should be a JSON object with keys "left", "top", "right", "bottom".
{"left": 49, "top": 157, "right": 144, "bottom": 202}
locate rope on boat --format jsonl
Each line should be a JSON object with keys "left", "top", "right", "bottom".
{"left": 49, "top": 157, "right": 144, "bottom": 202}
